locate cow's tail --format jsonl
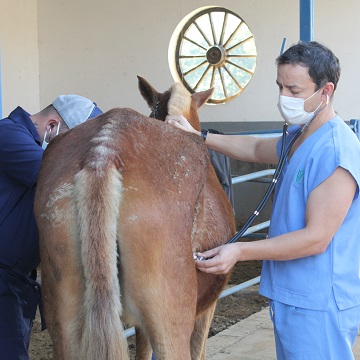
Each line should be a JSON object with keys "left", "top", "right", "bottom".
{"left": 74, "top": 163, "right": 129, "bottom": 360}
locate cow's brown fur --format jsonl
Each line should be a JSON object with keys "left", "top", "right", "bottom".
{"left": 34, "top": 78, "right": 236, "bottom": 359}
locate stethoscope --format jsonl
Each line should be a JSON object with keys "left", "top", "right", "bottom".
{"left": 193, "top": 122, "right": 305, "bottom": 260}
{"left": 225, "top": 123, "right": 305, "bottom": 244}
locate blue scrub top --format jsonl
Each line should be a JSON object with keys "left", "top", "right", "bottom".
{"left": 259, "top": 116, "right": 360, "bottom": 310}
{"left": 0, "top": 107, "right": 43, "bottom": 273}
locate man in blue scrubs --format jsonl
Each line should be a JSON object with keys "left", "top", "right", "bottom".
{"left": 0, "top": 95, "right": 102, "bottom": 359}
{"left": 167, "top": 41, "right": 360, "bottom": 359}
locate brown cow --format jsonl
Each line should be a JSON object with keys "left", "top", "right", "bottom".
{"left": 34, "top": 77, "right": 236, "bottom": 360}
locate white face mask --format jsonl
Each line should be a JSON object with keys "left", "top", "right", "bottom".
{"left": 277, "top": 89, "right": 327, "bottom": 126}
{"left": 42, "top": 123, "right": 61, "bottom": 150}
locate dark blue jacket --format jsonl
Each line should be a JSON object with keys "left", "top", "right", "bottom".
{"left": 0, "top": 107, "right": 43, "bottom": 273}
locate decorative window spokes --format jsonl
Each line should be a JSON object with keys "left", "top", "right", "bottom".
{"left": 169, "top": 6, "right": 257, "bottom": 104}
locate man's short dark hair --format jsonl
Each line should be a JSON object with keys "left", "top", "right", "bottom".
{"left": 276, "top": 41, "right": 341, "bottom": 91}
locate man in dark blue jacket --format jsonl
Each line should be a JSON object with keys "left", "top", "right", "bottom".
{"left": 0, "top": 95, "right": 102, "bottom": 360}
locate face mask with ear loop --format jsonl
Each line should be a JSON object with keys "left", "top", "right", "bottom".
{"left": 277, "top": 88, "right": 329, "bottom": 126}
{"left": 42, "top": 123, "right": 61, "bottom": 150}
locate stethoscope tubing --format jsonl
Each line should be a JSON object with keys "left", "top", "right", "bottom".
{"left": 226, "top": 123, "right": 303, "bottom": 244}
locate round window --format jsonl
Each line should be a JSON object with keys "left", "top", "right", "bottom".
{"left": 169, "top": 6, "right": 257, "bottom": 104}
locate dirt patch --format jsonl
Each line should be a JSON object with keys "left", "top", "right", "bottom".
{"left": 210, "top": 260, "right": 268, "bottom": 337}
{"left": 29, "top": 259, "right": 267, "bottom": 359}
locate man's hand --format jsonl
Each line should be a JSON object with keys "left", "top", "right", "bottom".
{"left": 165, "top": 115, "right": 200, "bottom": 135}
{"left": 194, "top": 243, "right": 241, "bottom": 275}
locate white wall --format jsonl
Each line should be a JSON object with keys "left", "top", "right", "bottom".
{"left": 314, "top": 0, "right": 360, "bottom": 122}
{"left": 0, "top": 0, "right": 39, "bottom": 115}
{"left": 36, "top": 0, "right": 299, "bottom": 122}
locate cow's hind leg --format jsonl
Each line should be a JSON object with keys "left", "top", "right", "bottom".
{"left": 190, "top": 303, "right": 217, "bottom": 360}
{"left": 125, "top": 277, "right": 196, "bottom": 360}
{"left": 40, "top": 230, "right": 85, "bottom": 359}
{"left": 135, "top": 327, "right": 152, "bottom": 360}
{"left": 147, "top": 311, "right": 194, "bottom": 360}
{"left": 121, "top": 242, "right": 197, "bottom": 360}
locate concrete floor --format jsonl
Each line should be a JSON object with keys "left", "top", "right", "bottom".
{"left": 206, "top": 307, "right": 360, "bottom": 359}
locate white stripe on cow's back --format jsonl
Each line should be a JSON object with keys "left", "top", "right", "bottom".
{"left": 87, "top": 121, "right": 120, "bottom": 172}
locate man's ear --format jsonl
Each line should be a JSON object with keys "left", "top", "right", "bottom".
{"left": 322, "top": 82, "right": 334, "bottom": 97}
{"left": 47, "top": 118, "right": 61, "bottom": 133}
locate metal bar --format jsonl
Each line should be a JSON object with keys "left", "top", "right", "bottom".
{"left": 231, "top": 169, "right": 275, "bottom": 184}
{"left": 226, "top": 130, "right": 282, "bottom": 138}
{"left": 300, "top": 0, "right": 314, "bottom": 41}
{"left": 280, "top": 38, "right": 287, "bottom": 55}
{"left": 219, "top": 276, "right": 261, "bottom": 299}
{"left": 242, "top": 221, "right": 270, "bottom": 237}
{"left": 124, "top": 326, "right": 136, "bottom": 338}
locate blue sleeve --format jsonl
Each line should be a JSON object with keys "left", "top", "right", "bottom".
{"left": 0, "top": 122, "right": 43, "bottom": 187}
{"left": 306, "top": 126, "right": 360, "bottom": 199}
{"left": 306, "top": 141, "right": 336, "bottom": 194}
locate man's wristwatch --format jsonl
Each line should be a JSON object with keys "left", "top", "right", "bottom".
{"left": 201, "top": 129, "right": 209, "bottom": 142}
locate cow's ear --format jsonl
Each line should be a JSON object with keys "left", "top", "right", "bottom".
{"left": 137, "top": 75, "right": 159, "bottom": 109}
{"left": 191, "top": 88, "right": 214, "bottom": 109}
